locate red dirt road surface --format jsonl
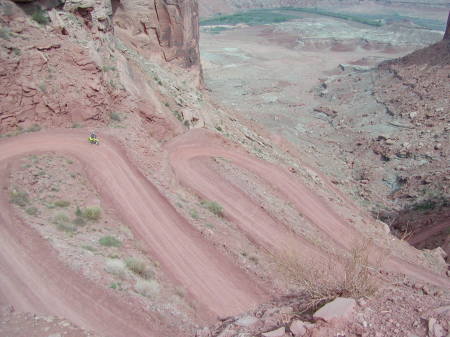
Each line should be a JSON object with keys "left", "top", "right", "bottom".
{"left": 167, "top": 129, "right": 450, "bottom": 289}
{"left": 0, "top": 130, "right": 267, "bottom": 337}
{"left": 0, "top": 129, "right": 448, "bottom": 337}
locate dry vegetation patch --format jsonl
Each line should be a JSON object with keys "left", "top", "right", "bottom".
{"left": 277, "top": 239, "right": 381, "bottom": 312}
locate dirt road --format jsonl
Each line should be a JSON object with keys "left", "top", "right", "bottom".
{"left": 0, "top": 130, "right": 267, "bottom": 337}
{"left": 1, "top": 129, "right": 448, "bottom": 337}
{"left": 167, "top": 129, "right": 450, "bottom": 288}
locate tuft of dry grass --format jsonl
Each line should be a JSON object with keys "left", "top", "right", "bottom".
{"left": 277, "top": 239, "right": 381, "bottom": 312}
{"left": 125, "top": 257, "right": 154, "bottom": 279}
{"left": 135, "top": 279, "right": 160, "bottom": 297}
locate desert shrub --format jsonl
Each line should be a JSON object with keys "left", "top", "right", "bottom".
{"left": 26, "top": 124, "right": 41, "bottom": 132}
{"left": 54, "top": 200, "right": 70, "bottom": 207}
{"left": 73, "top": 217, "right": 86, "bottom": 226}
{"left": 0, "top": 27, "right": 10, "bottom": 40}
{"left": 31, "top": 8, "right": 49, "bottom": 25}
{"left": 81, "top": 245, "right": 96, "bottom": 252}
{"left": 173, "top": 110, "right": 183, "bottom": 122}
{"left": 201, "top": 200, "right": 224, "bottom": 217}
{"left": 105, "top": 259, "right": 127, "bottom": 279}
{"left": 101, "top": 65, "right": 117, "bottom": 72}
{"left": 26, "top": 206, "right": 38, "bottom": 216}
{"left": 125, "top": 257, "right": 154, "bottom": 279}
{"left": 110, "top": 282, "right": 122, "bottom": 290}
{"left": 75, "top": 206, "right": 82, "bottom": 217}
{"left": 278, "top": 240, "right": 380, "bottom": 312}
{"left": 54, "top": 212, "right": 70, "bottom": 223}
{"left": 53, "top": 212, "right": 76, "bottom": 232}
{"left": 110, "top": 111, "right": 121, "bottom": 121}
{"left": 99, "top": 236, "right": 121, "bottom": 247}
{"left": 81, "top": 206, "right": 101, "bottom": 221}
{"left": 135, "top": 279, "right": 160, "bottom": 297}
{"left": 10, "top": 189, "right": 29, "bottom": 207}
{"left": 190, "top": 209, "right": 199, "bottom": 220}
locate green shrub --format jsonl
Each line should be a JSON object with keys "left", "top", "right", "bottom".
{"left": 10, "top": 189, "right": 29, "bottom": 207}
{"left": 31, "top": 8, "right": 49, "bottom": 25}
{"left": 0, "top": 27, "right": 10, "bottom": 40}
{"left": 54, "top": 200, "right": 70, "bottom": 207}
{"left": 99, "top": 236, "right": 121, "bottom": 247}
{"left": 82, "top": 245, "right": 96, "bottom": 252}
{"left": 81, "top": 206, "right": 101, "bottom": 221}
{"left": 53, "top": 212, "right": 76, "bottom": 232}
{"left": 101, "top": 65, "right": 117, "bottom": 72}
{"left": 26, "top": 124, "right": 41, "bottom": 132}
{"left": 26, "top": 206, "right": 38, "bottom": 216}
{"left": 190, "top": 209, "right": 199, "bottom": 220}
{"left": 110, "top": 111, "right": 121, "bottom": 121}
{"left": 53, "top": 212, "right": 70, "bottom": 224}
{"left": 201, "top": 200, "right": 224, "bottom": 217}
{"left": 75, "top": 206, "right": 82, "bottom": 217}
{"left": 110, "top": 282, "right": 122, "bottom": 289}
{"left": 125, "top": 257, "right": 154, "bottom": 279}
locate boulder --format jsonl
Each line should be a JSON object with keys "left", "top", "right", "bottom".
{"left": 428, "top": 318, "right": 445, "bottom": 337}
{"left": 235, "top": 315, "right": 259, "bottom": 328}
{"left": 313, "top": 298, "right": 356, "bottom": 323}
{"left": 262, "top": 327, "right": 285, "bottom": 337}
{"left": 290, "top": 320, "right": 310, "bottom": 336}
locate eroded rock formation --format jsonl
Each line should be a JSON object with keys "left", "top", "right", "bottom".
{"left": 0, "top": 0, "right": 202, "bottom": 131}
{"left": 444, "top": 11, "right": 450, "bottom": 40}
{"left": 113, "top": 0, "right": 201, "bottom": 68}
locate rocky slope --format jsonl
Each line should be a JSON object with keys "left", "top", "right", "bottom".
{"left": 372, "top": 35, "right": 449, "bottom": 253}
{"left": 0, "top": 0, "right": 202, "bottom": 132}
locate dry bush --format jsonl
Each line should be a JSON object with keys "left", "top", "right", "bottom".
{"left": 125, "top": 257, "right": 154, "bottom": 279}
{"left": 278, "top": 239, "right": 381, "bottom": 312}
{"left": 135, "top": 279, "right": 160, "bottom": 297}
{"left": 105, "top": 259, "right": 128, "bottom": 279}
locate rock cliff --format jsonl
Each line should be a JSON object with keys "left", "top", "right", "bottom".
{"left": 0, "top": 0, "right": 202, "bottom": 132}
{"left": 444, "top": 11, "right": 450, "bottom": 40}
{"left": 113, "top": 0, "right": 201, "bottom": 68}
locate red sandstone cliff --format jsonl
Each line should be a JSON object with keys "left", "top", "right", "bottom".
{"left": 0, "top": 0, "right": 202, "bottom": 132}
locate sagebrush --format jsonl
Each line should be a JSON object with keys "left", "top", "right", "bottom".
{"left": 277, "top": 239, "right": 381, "bottom": 312}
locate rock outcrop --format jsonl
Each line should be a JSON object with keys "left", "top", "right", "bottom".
{"left": 0, "top": 0, "right": 202, "bottom": 132}
{"left": 113, "top": 0, "right": 201, "bottom": 69}
{"left": 444, "top": 11, "right": 450, "bottom": 40}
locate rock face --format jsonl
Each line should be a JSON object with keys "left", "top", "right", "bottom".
{"left": 0, "top": 7, "right": 113, "bottom": 131}
{"left": 0, "top": 0, "right": 202, "bottom": 131}
{"left": 113, "top": 0, "right": 201, "bottom": 69}
{"left": 444, "top": 11, "right": 450, "bottom": 40}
